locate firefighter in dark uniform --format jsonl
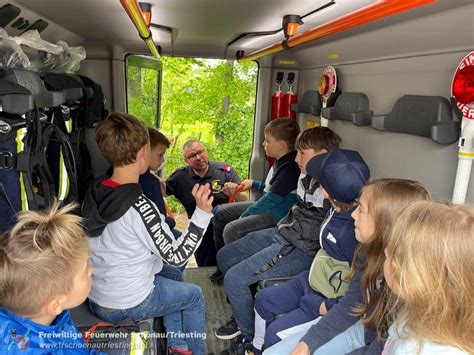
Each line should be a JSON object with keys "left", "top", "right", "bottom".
{"left": 166, "top": 140, "right": 241, "bottom": 266}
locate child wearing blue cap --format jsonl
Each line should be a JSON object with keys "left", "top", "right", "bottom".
{"left": 252, "top": 149, "right": 370, "bottom": 353}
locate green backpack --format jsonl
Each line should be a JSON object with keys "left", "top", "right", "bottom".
{"left": 308, "top": 248, "right": 351, "bottom": 299}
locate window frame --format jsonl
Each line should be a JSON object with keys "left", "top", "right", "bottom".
{"left": 124, "top": 53, "right": 163, "bottom": 127}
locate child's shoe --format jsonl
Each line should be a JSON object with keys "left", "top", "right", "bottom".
{"left": 215, "top": 316, "right": 241, "bottom": 340}
{"left": 219, "top": 337, "right": 252, "bottom": 355}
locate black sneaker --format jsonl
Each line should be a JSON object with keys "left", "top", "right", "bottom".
{"left": 210, "top": 269, "right": 224, "bottom": 284}
{"left": 215, "top": 316, "right": 241, "bottom": 340}
{"left": 219, "top": 338, "right": 253, "bottom": 355}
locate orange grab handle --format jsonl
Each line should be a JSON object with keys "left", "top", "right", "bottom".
{"left": 229, "top": 183, "right": 245, "bottom": 203}
{"left": 164, "top": 200, "right": 175, "bottom": 219}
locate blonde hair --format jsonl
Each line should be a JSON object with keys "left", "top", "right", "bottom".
{"left": 0, "top": 202, "right": 89, "bottom": 317}
{"left": 264, "top": 118, "right": 300, "bottom": 151}
{"left": 350, "top": 179, "right": 431, "bottom": 334}
{"left": 385, "top": 201, "right": 474, "bottom": 354}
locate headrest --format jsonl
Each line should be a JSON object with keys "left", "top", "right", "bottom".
{"left": 3, "top": 69, "right": 65, "bottom": 108}
{"left": 42, "top": 73, "right": 84, "bottom": 102}
{"left": 291, "top": 90, "right": 321, "bottom": 115}
{"left": 321, "top": 92, "right": 373, "bottom": 126}
{"left": 0, "top": 79, "right": 34, "bottom": 114}
{"left": 372, "top": 95, "right": 460, "bottom": 144}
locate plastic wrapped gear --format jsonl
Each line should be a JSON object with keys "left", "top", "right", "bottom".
{"left": 0, "top": 28, "right": 30, "bottom": 69}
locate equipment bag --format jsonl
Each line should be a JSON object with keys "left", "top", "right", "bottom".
{"left": 308, "top": 248, "right": 351, "bottom": 299}
{"left": 0, "top": 79, "right": 34, "bottom": 231}
{"left": 0, "top": 112, "right": 29, "bottom": 232}
{"left": 43, "top": 118, "right": 78, "bottom": 205}
{"left": 78, "top": 74, "right": 108, "bottom": 128}
{"left": 42, "top": 73, "right": 107, "bottom": 203}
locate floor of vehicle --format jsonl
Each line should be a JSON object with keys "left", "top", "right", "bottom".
{"left": 184, "top": 266, "right": 234, "bottom": 355}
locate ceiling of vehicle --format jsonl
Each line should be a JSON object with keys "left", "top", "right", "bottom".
{"left": 3, "top": 0, "right": 473, "bottom": 60}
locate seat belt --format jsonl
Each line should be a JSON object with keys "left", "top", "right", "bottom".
{"left": 254, "top": 244, "right": 296, "bottom": 275}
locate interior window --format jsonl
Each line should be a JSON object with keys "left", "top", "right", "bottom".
{"left": 125, "top": 54, "right": 162, "bottom": 127}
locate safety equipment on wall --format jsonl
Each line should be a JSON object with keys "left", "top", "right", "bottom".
{"left": 451, "top": 51, "right": 474, "bottom": 205}
{"left": 318, "top": 66, "right": 340, "bottom": 126}
{"left": 0, "top": 104, "right": 59, "bottom": 233}
{"left": 42, "top": 73, "right": 109, "bottom": 203}
{"left": 0, "top": 83, "right": 33, "bottom": 232}
{"left": 283, "top": 72, "right": 297, "bottom": 119}
{"left": 271, "top": 71, "right": 285, "bottom": 119}
{"left": 271, "top": 72, "right": 298, "bottom": 119}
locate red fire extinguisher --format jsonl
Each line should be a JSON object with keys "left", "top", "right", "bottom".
{"left": 271, "top": 72, "right": 285, "bottom": 119}
{"left": 283, "top": 72, "right": 297, "bottom": 119}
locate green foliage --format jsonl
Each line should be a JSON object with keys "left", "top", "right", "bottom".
{"left": 127, "top": 56, "right": 258, "bottom": 213}
{"left": 126, "top": 64, "right": 159, "bottom": 127}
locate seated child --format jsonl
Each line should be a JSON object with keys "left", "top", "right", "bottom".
{"left": 383, "top": 201, "right": 473, "bottom": 355}
{"left": 0, "top": 202, "right": 96, "bottom": 354}
{"left": 252, "top": 149, "right": 371, "bottom": 352}
{"left": 211, "top": 118, "right": 301, "bottom": 282}
{"left": 82, "top": 112, "right": 213, "bottom": 355}
{"left": 139, "top": 127, "right": 177, "bottom": 230}
{"left": 215, "top": 148, "right": 369, "bottom": 351}
{"left": 108, "top": 127, "right": 176, "bottom": 231}
{"left": 263, "top": 179, "right": 431, "bottom": 355}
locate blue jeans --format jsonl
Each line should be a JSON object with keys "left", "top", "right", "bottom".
{"left": 213, "top": 202, "right": 276, "bottom": 250}
{"left": 89, "top": 264, "right": 205, "bottom": 354}
{"left": 217, "top": 227, "right": 314, "bottom": 341}
{"left": 262, "top": 320, "right": 365, "bottom": 354}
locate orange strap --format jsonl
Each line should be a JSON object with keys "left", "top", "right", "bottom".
{"left": 83, "top": 321, "right": 113, "bottom": 345}
{"left": 229, "top": 183, "right": 245, "bottom": 203}
{"left": 165, "top": 200, "right": 175, "bottom": 218}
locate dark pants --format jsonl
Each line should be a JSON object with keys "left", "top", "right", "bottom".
{"left": 213, "top": 201, "right": 253, "bottom": 251}
{"left": 254, "top": 270, "right": 324, "bottom": 349}
{"left": 194, "top": 224, "right": 217, "bottom": 266}
{"left": 217, "top": 228, "right": 314, "bottom": 341}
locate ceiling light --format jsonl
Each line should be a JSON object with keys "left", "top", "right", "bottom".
{"left": 138, "top": 2, "right": 152, "bottom": 27}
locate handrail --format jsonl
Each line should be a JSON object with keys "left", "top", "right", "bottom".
{"left": 239, "top": 0, "right": 435, "bottom": 62}
{"left": 120, "top": 0, "right": 160, "bottom": 59}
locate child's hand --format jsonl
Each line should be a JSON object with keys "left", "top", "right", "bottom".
{"left": 221, "top": 182, "right": 239, "bottom": 196}
{"left": 240, "top": 179, "right": 253, "bottom": 191}
{"left": 319, "top": 301, "right": 327, "bottom": 316}
{"left": 192, "top": 183, "right": 213, "bottom": 213}
{"left": 291, "top": 341, "right": 311, "bottom": 355}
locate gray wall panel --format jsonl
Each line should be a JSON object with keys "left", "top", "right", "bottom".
{"left": 328, "top": 121, "right": 468, "bottom": 203}
{"left": 297, "top": 52, "right": 474, "bottom": 203}
{"left": 287, "top": 2, "right": 474, "bottom": 204}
